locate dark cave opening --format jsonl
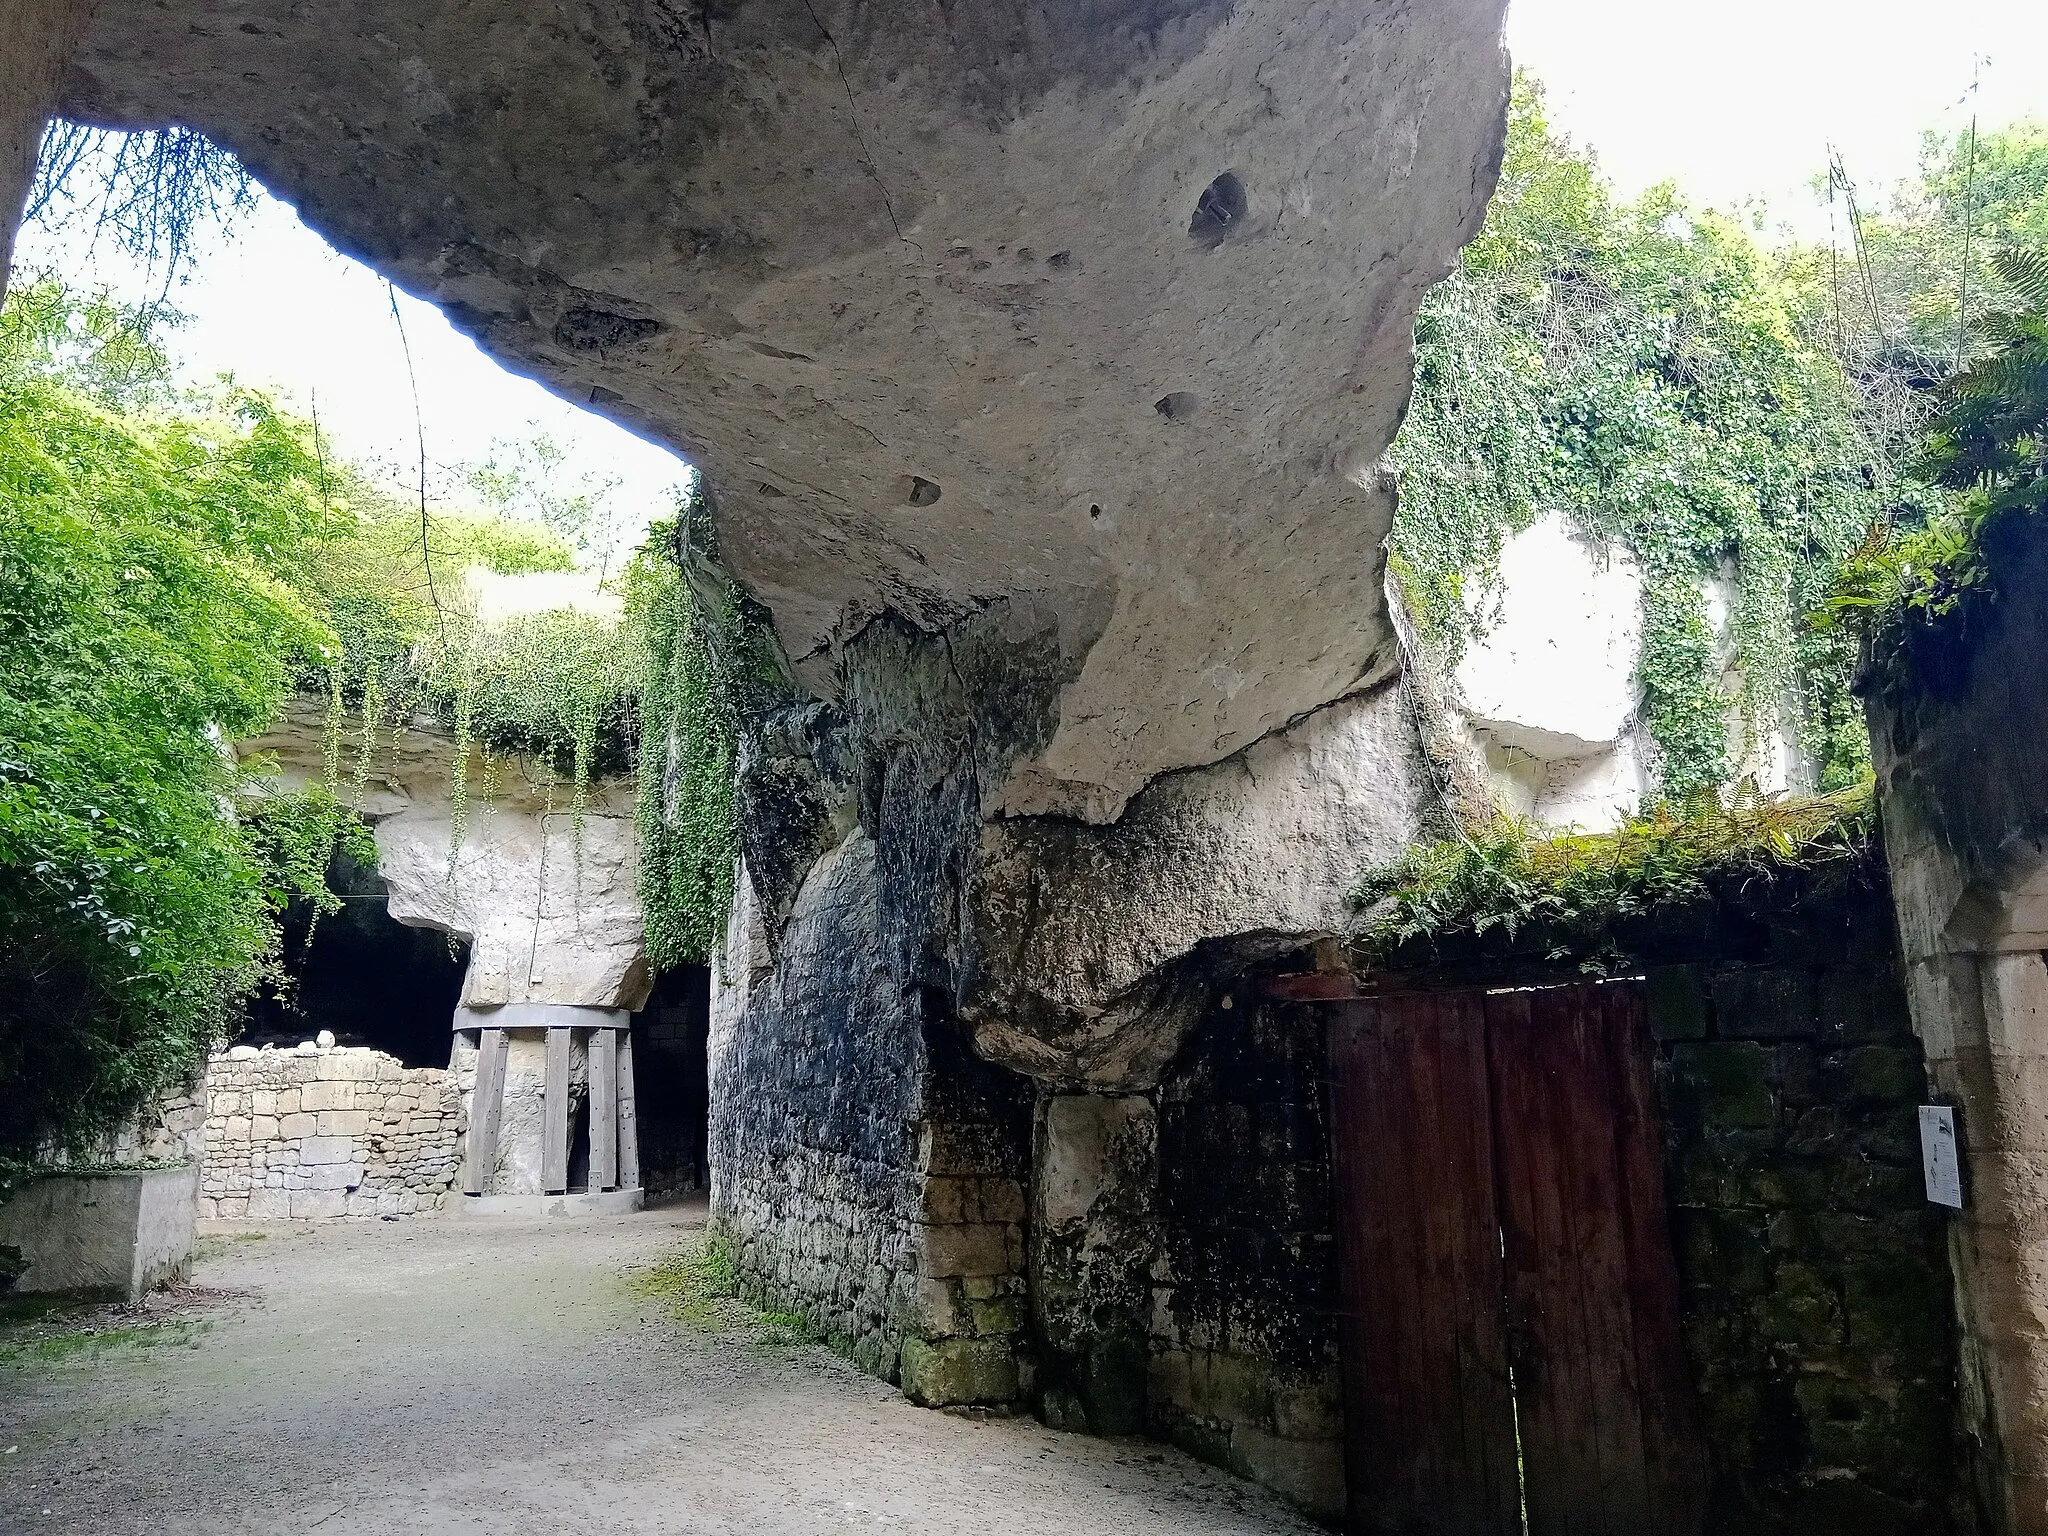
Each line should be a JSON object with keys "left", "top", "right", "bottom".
{"left": 631, "top": 964, "right": 710, "bottom": 1198}
{"left": 238, "top": 842, "right": 468, "bottom": 1069}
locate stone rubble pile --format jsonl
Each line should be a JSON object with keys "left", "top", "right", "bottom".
{"left": 199, "top": 1041, "right": 463, "bottom": 1219}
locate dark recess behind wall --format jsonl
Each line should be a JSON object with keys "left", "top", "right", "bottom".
{"left": 238, "top": 847, "right": 468, "bottom": 1069}
{"left": 634, "top": 964, "right": 711, "bottom": 1197}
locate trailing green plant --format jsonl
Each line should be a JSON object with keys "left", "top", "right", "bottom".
{"left": 626, "top": 507, "right": 738, "bottom": 969}
{"left": 1824, "top": 247, "right": 2048, "bottom": 692}
{"left": 0, "top": 284, "right": 336, "bottom": 1184}
{"left": 1349, "top": 782, "right": 1874, "bottom": 970}
{"left": 1393, "top": 76, "right": 1887, "bottom": 800}
{"left": 238, "top": 784, "right": 378, "bottom": 929}
{"left": 0, "top": 278, "right": 713, "bottom": 1188}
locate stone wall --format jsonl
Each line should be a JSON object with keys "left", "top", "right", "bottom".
{"left": 200, "top": 1043, "right": 463, "bottom": 1220}
{"left": 1153, "top": 996, "right": 1345, "bottom": 1521}
{"left": 1868, "top": 514, "right": 2048, "bottom": 1536}
{"left": 709, "top": 832, "right": 1031, "bottom": 1404}
{"left": 1139, "top": 865, "right": 1962, "bottom": 1531}
{"left": 1645, "top": 923, "right": 1959, "bottom": 1532}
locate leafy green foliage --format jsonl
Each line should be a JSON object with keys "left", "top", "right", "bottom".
{"left": 1842, "top": 120, "right": 2048, "bottom": 384}
{"left": 238, "top": 785, "right": 378, "bottom": 928}
{"left": 0, "top": 278, "right": 728, "bottom": 1186}
{"left": 1392, "top": 77, "right": 1885, "bottom": 799}
{"left": 1351, "top": 784, "right": 1873, "bottom": 969}
{"left": 0, "top": 285, "right": 336, "bottom": 1178}
{"left": 1826, "top": 247, "right": 2048, "bottom": 691}
{"left": 626, "top": 511, "right": 737, "bottom": 969}
{"left": 465, "top": 431, "right": 632, "bottom": 579}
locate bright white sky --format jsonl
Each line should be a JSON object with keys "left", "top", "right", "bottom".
{"left": 13, "top": 190, "right": 692, "bottom": 550}
{"left": 15, "top": 0, "right": 2048, "bottom": 534}
{"left": 1509, "top": 0, "right": 2048, "bottom": 224}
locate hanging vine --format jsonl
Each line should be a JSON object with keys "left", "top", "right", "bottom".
{"left": 1390, "top": 75, "right": 1886, "bottom": 802}
{"left": 624, "top": 504, "right": 739, "bottom": 969}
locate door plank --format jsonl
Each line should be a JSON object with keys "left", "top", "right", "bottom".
{"left": 1486, "top": 982, "right": 1706, "bottom": 1536}
{"left": 617, "top": 1028, "right": 641, "bottom": 1190}
{"left": 1601, "top": 985, "right": 1712, "bottom": 1526}
{"left": 463, "top": 1027, "right": 509, "bottom": 1196}
{"left": 1328, "top": 993, "right": 1521, "bottom": 1535}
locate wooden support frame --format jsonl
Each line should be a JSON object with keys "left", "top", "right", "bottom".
{"left": 463, "top": 1027, "right": 510, "bottom": 1195}
{"left": 617, "top": 1029, "right": 641, "bottom": 1191}
{"left": 542, "top": 1024, "right": 572, "bottom": 1194}
{"left": 591, "top": 1027, "right": 619, "bottom": 1191}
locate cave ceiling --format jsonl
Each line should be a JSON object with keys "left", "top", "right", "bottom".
{"left": 62, "top": 0, "right": 1509, "bottom": 820}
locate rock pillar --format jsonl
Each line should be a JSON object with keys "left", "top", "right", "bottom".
{"left": 1030, "top": 1092, "right": 1161, "bottom": 1436}
{"left": 1868, "top": 517, "right": 2048, "bottom": 1536}
{"left": 0, "top": 0, "right": 88, "bottom": 299}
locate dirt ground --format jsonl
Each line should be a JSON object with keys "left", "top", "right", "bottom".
{"left": 0, "top": 1201, "right": 1322, "bottom": 1535}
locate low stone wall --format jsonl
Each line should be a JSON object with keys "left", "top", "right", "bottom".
{"left": 0, "top": 1165, "right": 199, "bottom": 1301}
{"left": 200, "top": 1043, "right": 463, "bottom": 1219}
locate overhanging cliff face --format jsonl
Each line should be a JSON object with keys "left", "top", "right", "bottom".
{"left": 36, "top": 0, "right": 1509, "bottom": 1069}
{"left": 58, "top": 0, "right": 1507, "bottom": 798}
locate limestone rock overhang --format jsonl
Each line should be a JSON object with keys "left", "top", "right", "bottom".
{"left": 59, "top": 0, "right": 1510, "bottom": 822}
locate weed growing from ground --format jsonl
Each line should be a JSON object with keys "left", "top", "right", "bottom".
{"left": 631, "top": 1231, "right": 820, "bottom": 1350}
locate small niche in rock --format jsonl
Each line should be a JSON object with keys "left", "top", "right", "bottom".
{"left": 1155, "top": 391, "right": 1200, "bottom": 422}
{"left": 901, "top": 474, "right": 943, "bottom": 507}
{"left": 553, "top": 307, "right": 661, "bottom": 351}
{"left": 236, "top": 841, "right": 467, "bottom": 1068}
{"left": 1189, "top": 171, "right": 1247, "bottom": 247}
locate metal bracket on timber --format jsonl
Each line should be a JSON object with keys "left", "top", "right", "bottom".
{"left": 1261, "top": 965, "right": 1651, "bottom": 1003}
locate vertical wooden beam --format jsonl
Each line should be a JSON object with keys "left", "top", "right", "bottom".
{"left": 463, "top": 1027, "right": 509, "bottom": 1196}
{"left": 617, "top": 1028, "right": 641, "bottom": 1191}
{"left": 591, "top": 1027, "right": 619, "bottom": 1191}
{"left": 543, "top": 1026, "right": 572, "bottom": 1194}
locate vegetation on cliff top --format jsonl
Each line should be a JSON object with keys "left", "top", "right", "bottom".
{"left": 1391, "top": 76, "right": 1885, "bottom": 802}
{"left": 1824, "top": 246, "right": 2048, "bottom": 691}
{"left": 1350, "top": 784, "right": 1875, "bottom": 970}
{"left": 0, "top": 281, "right": 721, "bottom": 1179}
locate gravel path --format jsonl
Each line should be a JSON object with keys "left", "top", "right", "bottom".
{"left": 0, "top": 1202, "right": 1321, "bottom": 1535}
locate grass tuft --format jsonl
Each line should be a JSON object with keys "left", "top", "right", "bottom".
{"left": 632, "top": 1231, "right": 821, "bottom": 1349}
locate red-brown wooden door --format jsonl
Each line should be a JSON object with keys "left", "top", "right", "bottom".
{"left": 1326, "top": 980, "right": 1707, "bottom": 1536}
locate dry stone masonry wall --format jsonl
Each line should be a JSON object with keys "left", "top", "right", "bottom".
{"left": 200, "top": 1044, "right": 463, "bottom": 1220}
{"left": 709, "top": 834, "right": 1033, "bottom": 1404}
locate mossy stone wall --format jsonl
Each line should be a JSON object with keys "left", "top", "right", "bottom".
{"left": 1149, "top": 865, "right": 1961, "bottom": 1532}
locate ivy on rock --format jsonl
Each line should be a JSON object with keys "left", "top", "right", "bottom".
{"left": 1392, "top": 76, "right": 1885, "bottom": 800}
{"left": 626, "top": 504, "right": 738, "bottom": 971}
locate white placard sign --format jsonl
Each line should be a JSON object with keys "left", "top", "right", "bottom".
{"left": 1920, "top": 1105, "right": 1964, "bottom": 1209}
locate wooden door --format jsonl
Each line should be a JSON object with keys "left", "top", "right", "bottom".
{"left": 1326, "top": 981, "right": 1707, "bottom": 1536}
{"left": 1327, "top": 991, "right": 1522, "bottom": 1535}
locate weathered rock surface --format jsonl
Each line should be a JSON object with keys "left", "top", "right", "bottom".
{"left": 14, "top": 3, "right": 1518, "bottom": 1495}
{"left": 57, "top": 0, "right": 1508, "bottom": 817}
{"left": 240, "top": 697, "right": 647, "bottom": 1012}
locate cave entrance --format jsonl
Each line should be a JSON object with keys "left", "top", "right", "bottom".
{"left": 630, "top": 965, "right": 711, "bottom": 1198}
{"left": 238, "top": 841, "right": 468, "bottom": 1069}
